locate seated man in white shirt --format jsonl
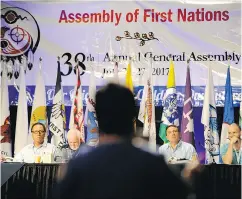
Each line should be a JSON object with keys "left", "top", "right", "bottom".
{"left": 159, "top": 125, "right": 198, "bottom": 163}
{"left": 14, "top": 122, "right": 61, "bottom": 163}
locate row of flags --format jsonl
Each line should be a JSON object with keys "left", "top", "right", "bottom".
{"left": 49, "top": 60, "right": 99, "bottom": 149}
{"left": 0, "top": 57, "right": 240, "bottom": 164}
{"left": 0, "top": 57, "right": 99, "bottom": 157}
{"left": 136, "top": 59, "right": 237, "bottom": 164}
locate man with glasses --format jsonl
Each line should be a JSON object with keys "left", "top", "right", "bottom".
{"left": 14, "top": 122, "right": 61, "bottom": 163}
{"left": 159, "top": 125, "right": 198, "bottom": 163}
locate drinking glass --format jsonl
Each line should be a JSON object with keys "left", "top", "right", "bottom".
{"left": 62, "top": 149, "right": 69, "bottom": 163}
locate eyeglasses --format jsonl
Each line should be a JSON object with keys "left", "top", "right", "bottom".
{"left": 31, "top": 130, "right": 45, "bottom": 135}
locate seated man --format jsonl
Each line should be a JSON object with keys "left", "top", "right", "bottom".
{"left": 14, "top": 122, "right": 60, "bottom": 163}
{"left": 62, "top": 128, "right": 92, "bottom": 160}
{"left": 220, "top": 123, "right": 241, "bottom": 165}
{"left": 159, "top": 125, "right": 198, "bottom": 163}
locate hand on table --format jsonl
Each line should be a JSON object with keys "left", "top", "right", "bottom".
{"left": 0, "top": 155, "right": 6, "bottom": 162}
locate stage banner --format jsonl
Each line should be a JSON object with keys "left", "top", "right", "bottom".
{"left": 1, "top": 1, "right": 241, "bottom": 107}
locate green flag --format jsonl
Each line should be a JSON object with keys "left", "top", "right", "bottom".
{"left": 159, "top": 60, "right": 179, "bottom": 143}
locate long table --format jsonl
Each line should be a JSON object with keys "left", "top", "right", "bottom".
{"left": 1, "top": 163, "right": 241, "bottom": 199}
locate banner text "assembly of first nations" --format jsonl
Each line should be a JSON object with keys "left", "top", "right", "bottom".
{"left": 59, "top": 8, "right": 229, "bottom": 26}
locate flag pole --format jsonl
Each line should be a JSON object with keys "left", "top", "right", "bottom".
{"left": 21, "top": 55, "right": 27, "bottom": 73}
{"left": 75, "top": 58, "right": 79, "bottom": 73}
{"left": 228, "top": 54, "right": 231, "bottom": 66}
{"left": 2, "top": 56, "right": 7, "bottom": 66}
{"left": 168, "top": 54, "right": 172, "bottom": 61}
{"left": 187, "top": 58, "right": 190, "bottom": 66}
{"left": 2, "top": 56, "right": 7, "bottom": 76}
{"left": 39, "top": 57, "right": 42, "bottom": 70}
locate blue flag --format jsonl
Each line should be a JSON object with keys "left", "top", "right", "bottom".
{"left": 220, "top": 66, "right": 234, "bottom": 146}
{"left": 85, "top": 69, "right": 99, "bottom": 146}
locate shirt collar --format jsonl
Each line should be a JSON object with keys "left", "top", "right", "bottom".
{"left": 167, "top": 140, "right": 182, "bottom": 150}
{"left": 31, "top": 142, "right": 47, "bottom": 149}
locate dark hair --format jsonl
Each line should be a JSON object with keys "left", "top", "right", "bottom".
{"left": 166, "top": 125, "right": 179, "bottom": 135}
{"left": 31, "top": 122, "right": 46, "bottom": 132}
{"left": 95, "top": 83, "right": 136, "bottom": 138}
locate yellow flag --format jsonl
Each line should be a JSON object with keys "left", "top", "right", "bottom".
{"left": 167, "top": 59, "right": 176, "bottom": 88}
{"left": 125, "top": 62, "right": 133, "bottom": 92}
{"left": 125, "top": 62, "right": 136, "bottom": 134}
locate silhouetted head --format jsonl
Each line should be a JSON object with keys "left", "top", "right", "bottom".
{"left": 95, "top": 83, "right": 136, "bottom": 139}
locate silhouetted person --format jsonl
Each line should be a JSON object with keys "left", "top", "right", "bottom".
{"left": 55, "top": 83, "right": 190, "bottom": 199}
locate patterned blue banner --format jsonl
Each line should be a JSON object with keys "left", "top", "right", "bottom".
{"left": 9, "top": 86, "right": 241, "bottom": 107}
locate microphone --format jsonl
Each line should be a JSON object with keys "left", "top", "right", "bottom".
{"left": 199, "top": 142, "right": 217, "bottom": 164}
{"left": 177, "top": 158, "right": 189, "bottom": 161}
{"left": 61, "top": 144, "right": 69, "bottom": 149}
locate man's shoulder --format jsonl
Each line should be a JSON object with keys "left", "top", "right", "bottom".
{"left": 181, "top": 141, "right": 195, "bottom": 149}
{"left": 45, "top": 143, "right": 57, "bottom": 149}
{"left": 21, "top": 144, "right": 33, "bottom": 150}
{"left": 16, "top": 144, "right": 33, "bottom": 155}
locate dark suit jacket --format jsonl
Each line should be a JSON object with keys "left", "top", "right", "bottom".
{"left": 55, "top": 142, "right": 190, "bottom": 199}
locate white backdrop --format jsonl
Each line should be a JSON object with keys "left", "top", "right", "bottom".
{"left": 1, "top": 1, "right": 241, "bottom": 106}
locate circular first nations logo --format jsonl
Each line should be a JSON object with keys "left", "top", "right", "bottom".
{"left": 1, "top": 7, "right": 40, "bottom": 69}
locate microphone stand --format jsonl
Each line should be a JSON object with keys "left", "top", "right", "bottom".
{"left": 207, "top": 149, "right": 217, "bottom": 165}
